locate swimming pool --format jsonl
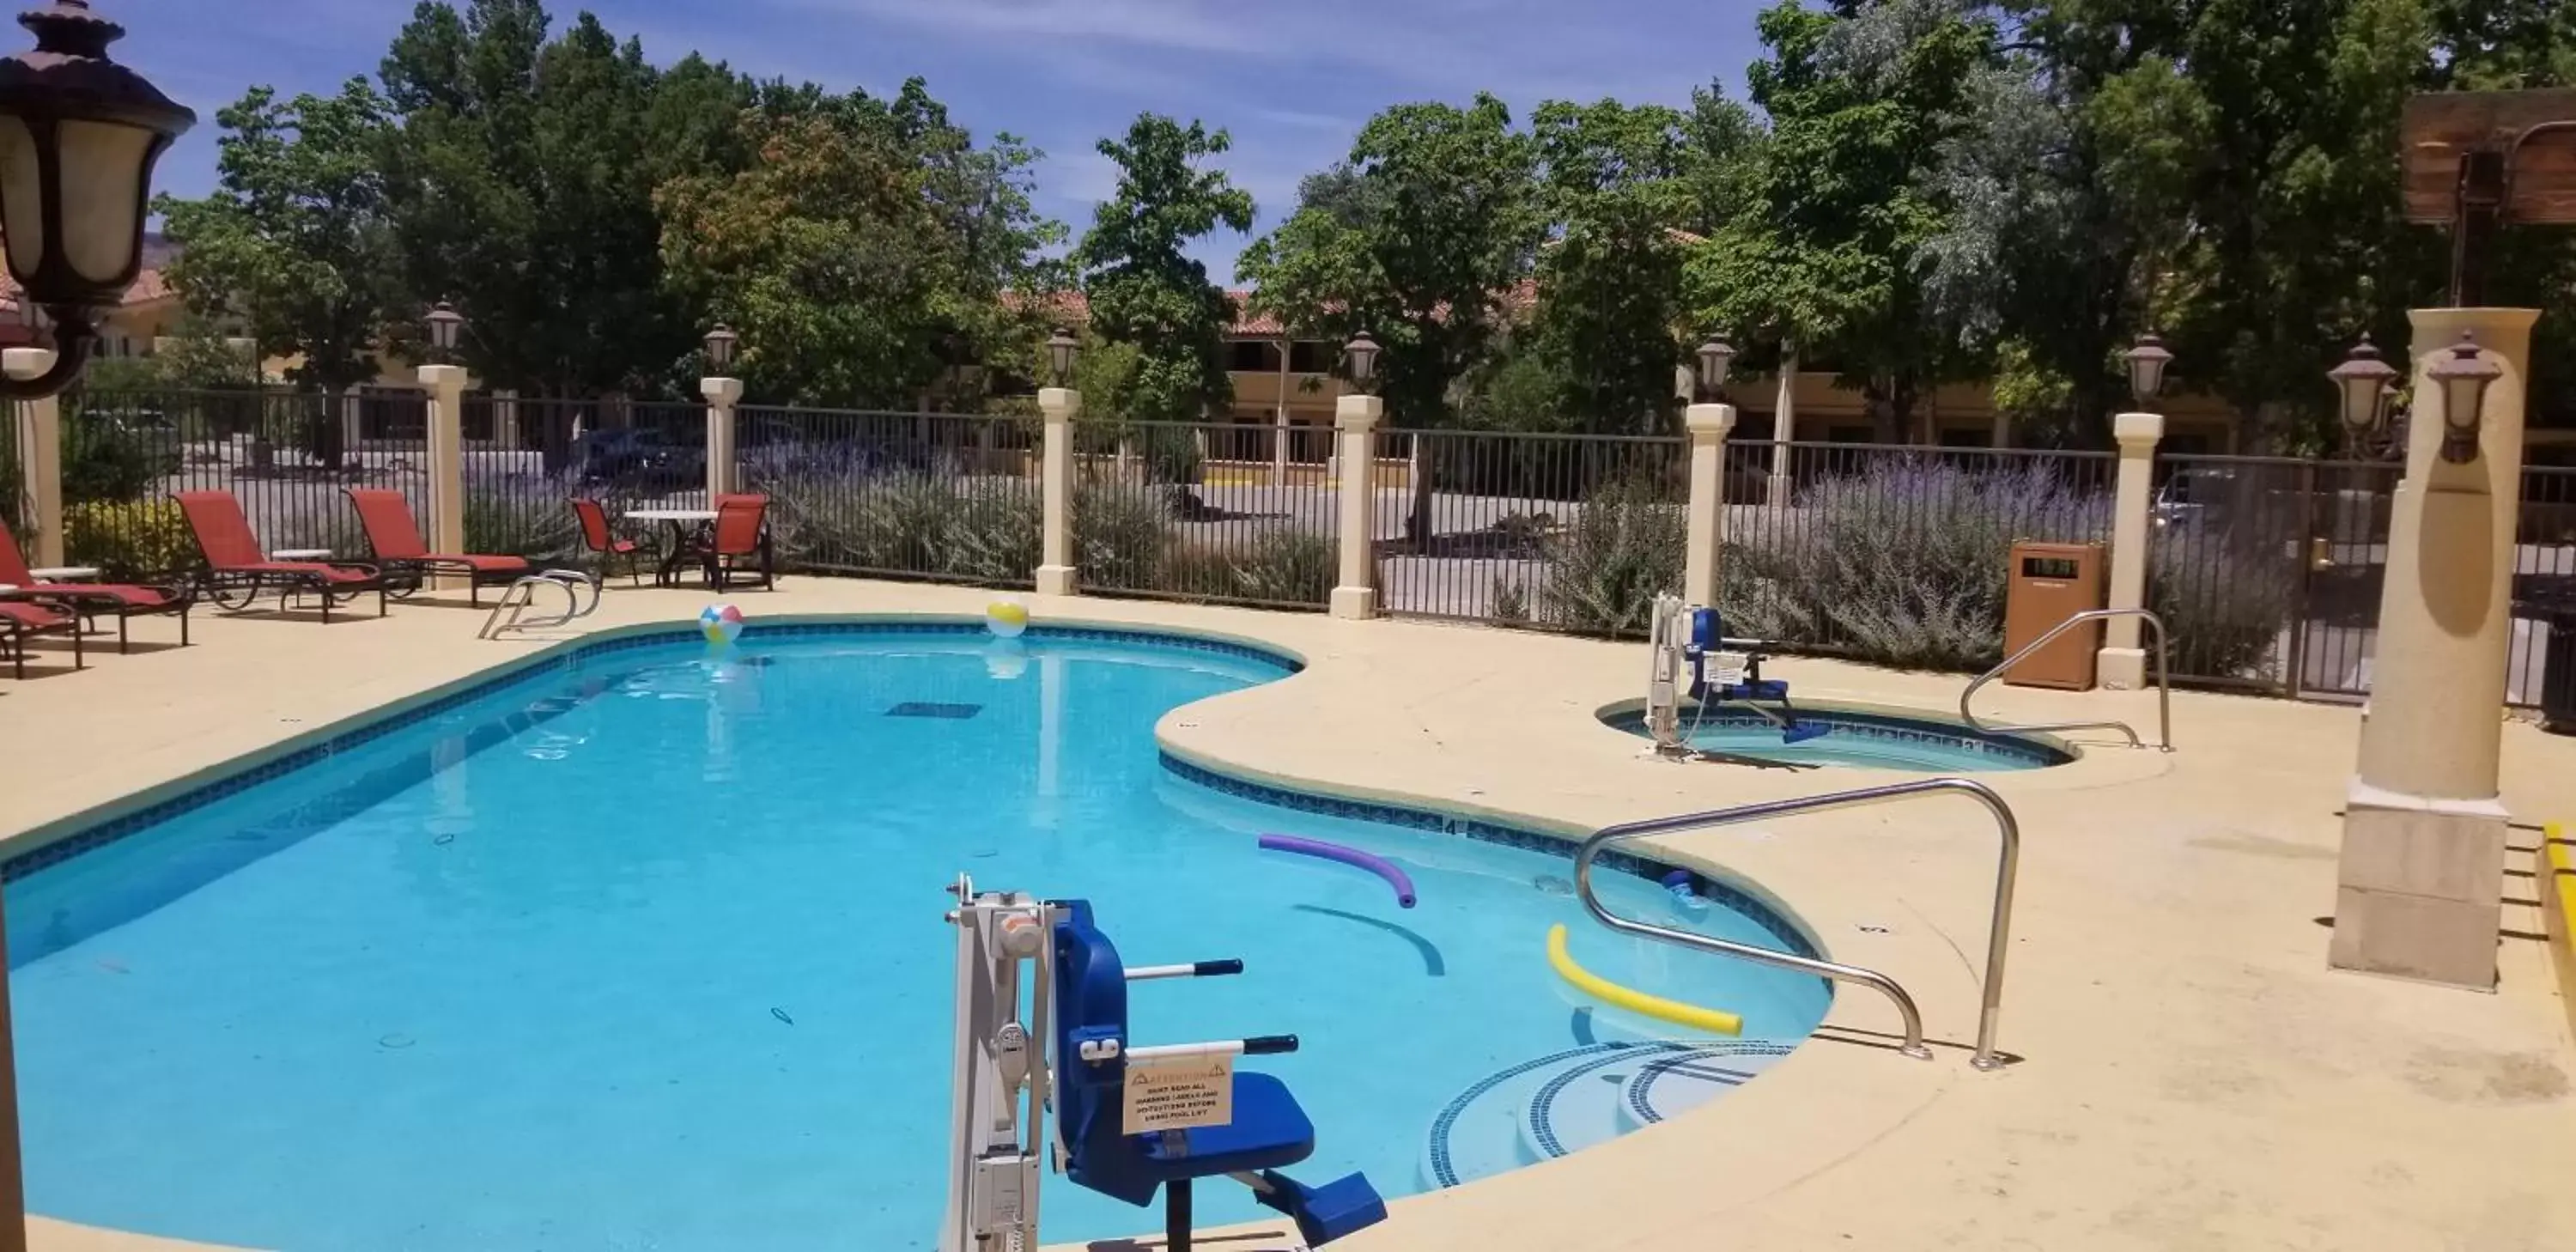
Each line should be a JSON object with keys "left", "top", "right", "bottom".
{"left": 6, "top": 623, "right": 1829, "bottom": 1251}
{"left": 1603, "top": 704, "right": 2073, "bottom": 771}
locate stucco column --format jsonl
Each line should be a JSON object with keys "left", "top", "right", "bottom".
{"left": 1035, "top": 386, "right": 1078, "bottom": 596}
{"left": 1330, "top": 393, "right": 1382, "bottom": 619}
{"left": 701, "top": 376, "right": 742, "bottom": 498}
{"left": 1990, "top": 409, "right": 2013, "bottom": 449}
{"left": 418, "top": 364, "right": 469, "bottom": 587}
{"left": 1682, "top": 401, "right": 1736, "bottom": 605}
{"left": 2099, "top": 410, "right": 2164, "bottom": 689}
{"left": 5, "top": 349, "right": 63, "bottom": 566}
{"left": 1769, "top": 341, "right": 1797, "bottom": 505}
{"left": 2329, "top": 307, "right": 2542, "bottom": 990}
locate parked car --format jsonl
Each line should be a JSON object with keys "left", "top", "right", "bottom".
{"left": 575, "top": 428, "right": 705, "bottom": 489}
{"left": 2153, "top": 467, "right": 2238, "bottom": 530}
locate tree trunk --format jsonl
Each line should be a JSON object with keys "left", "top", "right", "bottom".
{"left": 311, "top": 384, "right": 347, "bottom": 473}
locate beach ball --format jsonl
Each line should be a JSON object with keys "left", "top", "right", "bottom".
{"left": 985, "top": 598, "right": 1029, "bottom": 639}
{"left": 700, "top": 603, "right": 746, "bottom": 646}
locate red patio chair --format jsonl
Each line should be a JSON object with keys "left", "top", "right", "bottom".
{"left": 173, "top": 490, "right": 386, "bottom": 623}
{"left": 704, "top": 494, "right": 774, "bottom": 592}
{"left": 0, "top": 599, "right": 82, "bottom": 678}
{"left": 0, "top": 516, "right": 191, "bottom": 651}
{"left": 345, "top": 488, "right": 531, "bottom": 605}
{"left": 571, "top": 498, "right": 648, "bottom": 586}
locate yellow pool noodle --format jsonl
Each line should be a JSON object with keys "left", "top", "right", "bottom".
{"left": 1546, "top": 924, "right": 1744, "bottom": 1037}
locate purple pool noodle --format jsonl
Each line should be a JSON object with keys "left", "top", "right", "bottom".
{"left": 1260, "top": 834, "right": 1418, "bottom": 908}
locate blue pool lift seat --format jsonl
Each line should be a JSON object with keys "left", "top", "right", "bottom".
{"left": 1051, "top": 900, "right": 1386, "bottom": 1251}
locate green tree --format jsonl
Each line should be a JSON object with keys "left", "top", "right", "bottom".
{"left": 1239, "top": 94, "right": 1540, "bottom": 543}
{"left": 1528, "top": 99, "right": 1698, "bottom": 435}
{"left": 1238, "top": 94, "right": 1540, "bottom": 433}
{"left": 155, "top": 80, "right": 404, "bottom": 469}
{"left": 1686, "top": 0, "right": 1996, "bottom": 443}
{"left": 656, "top": 85, "right": 1061, "bottom": 408}
{"left": 1073, "top": 113, "right": 1255, "bottom": 455}
{"left": 379, "top": 1, "right": 722, "bottom": 465}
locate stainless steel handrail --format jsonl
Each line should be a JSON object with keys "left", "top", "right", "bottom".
{"left": 1572, "top": 777, "right": 2020, "bottom": 1069}
{"left": 1959, "top": 607, "right": 2172, "bottom": 751}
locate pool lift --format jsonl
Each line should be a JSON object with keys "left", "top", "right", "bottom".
{"left": 938, "top": 875, "right": 1388, "bottom": 1252}
{"left": 1646, "top": 593, "right": 1829, "bottom": 760}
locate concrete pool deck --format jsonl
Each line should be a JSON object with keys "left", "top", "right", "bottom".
{"left": 2, "top": 580, "right": 2572, "bottom": 1252}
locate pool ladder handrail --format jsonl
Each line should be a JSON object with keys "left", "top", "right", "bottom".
{"left": 478, "top": 568, "right": 603, "bottom": 640}
{"left": 1571, "top": 777, "right": 2020, "bottom": 1070}
{"left": 1959, "top": 607, "right": 2172, "bottom": 751}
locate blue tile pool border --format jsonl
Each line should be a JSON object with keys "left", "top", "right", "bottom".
{"left": 3, "top": 620, "right": 1301, "bottom": 884}
{"left": 1158, "top": 752, "right": 1823, "bottom": 962}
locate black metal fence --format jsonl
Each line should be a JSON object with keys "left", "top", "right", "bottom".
{"left": 2512, "top": 465, "right": 2576, "bottom": 708}
{"left": 3, "top": 399, "right": 24, "bottom": 539}
{"left": 1376, "top": 428, "right": 1685, "bottom": 635}
{"left": 52, "top": 388, "right": 429, "bottom": 580}
{"left": 1072, "top": 420, "right": 1336, "bottom": 610}
{"left": 738, "top": 408, "right": 1039, "bottom": 586}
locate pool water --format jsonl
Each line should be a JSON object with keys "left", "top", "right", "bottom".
{"left": 8, "top": 626, "right": 1829, "bottom": 1251}
{"left": 1606, "top": 706, "right": 2072, "bottom": 772}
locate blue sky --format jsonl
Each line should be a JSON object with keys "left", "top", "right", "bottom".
{"left": 115, "top": 0, "right": 1766, "bottom": 282}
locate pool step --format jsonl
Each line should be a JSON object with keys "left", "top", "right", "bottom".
{"left": 1421, "top": 1039, "right": 1798, "bottom": 1190}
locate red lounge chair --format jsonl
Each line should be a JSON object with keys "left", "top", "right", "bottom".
{"left": 345, "top": 488, "right": 531, "bottom": 605}
{"left": 704, "top": 493, "right": 774, "bottom": 592}
{"left": 0, "top": 599, "right": 82, "bottom": 678}
{"left": 0, "top": 516, "right": 192, "bottom": 651}
{"left": 173, "top": 490, "right": 386, "bottom": 623}
{"left": 571, "top": 498, "right": 648, "bottom": 586}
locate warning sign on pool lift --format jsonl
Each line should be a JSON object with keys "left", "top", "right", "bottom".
{"left": 1122, "top": 1051, "right": 1236, "bottom": 1133}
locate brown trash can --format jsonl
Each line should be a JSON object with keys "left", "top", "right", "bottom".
{"left": 2002, "top": 541, "right": 2105, "bottom": 690}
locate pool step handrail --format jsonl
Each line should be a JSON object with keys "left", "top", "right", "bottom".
{"left": 1959, "top": 607, "right": 2172, "bottom": 751}
{"left": 1571, "top": 777, "right": 2021, "bottom": 1070}
{"left": 478, "top": 569, "right": 603, "bottom": 640}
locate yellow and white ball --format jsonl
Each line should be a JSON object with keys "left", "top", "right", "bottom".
{"left": 985, "top": 598, "right": 1030, "bottom": 639}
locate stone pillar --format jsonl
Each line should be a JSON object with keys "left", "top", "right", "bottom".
{"left": 2099, "top": 410, "right": 2164, "bottom": 689}
{"left": 418, "top": 364, "right": 469, "bottom": 587}
{"left": 1990, "top": 409, "right": 2013, "bottom": 449}
{"left": 1682, "top": 401, "right": 1736, "bottom": 606}
{"left": 2330, "top": 307, "right": 2543, "bottom": 990}
{"left": 1035, "top": 386, "right": 1079, "bottom": 596}
{"left": 701, "top": 376, "right": 742, "bottom": 499}
{"left": 5, "top": 349, "right": 63, "bottom": 566}
{"left": 1330, "top": 393, "right": 1382, "bottom": 619}
{"left": 1769, "top": 340, "right": 1797, "bottom": 505}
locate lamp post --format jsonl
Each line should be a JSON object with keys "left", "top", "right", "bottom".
{"left": 704, "top": 322, "right": 738, "bottom": 374}
{"left": 699, "top": 324, "right": 744, "bottom": 497}
{"left": 2329, "top": 334, "right": 2401, "bottom": 459}
{"left": 1683, "top": 334, "right": 1740, "bottom": 605}
{"left": 1341, "top": 331, "right": 1378, "bottom": 394}
{"left": 2426, "top": 331, "right": 2501, "bottom": 465}
{"left": 1693, "top": 335, "right": 1735, "bottom": 404}
{"left": 1044, "top": 325, "right": 1077, "bottom": 386}
{"left": 1331, "top": 331, "right": 1384, "bottom": 618}
{"left": 425, "top": 300, "right": 463, "bottom": 365}
{"left": 1035, "top": 326, "right": 1081, "bottom": 596}
{"left": 2121, "top": 332, "right": 2172, "bottom": 407}
{"left": 2100, "top": 331, "right": 2174, "bottom": 690}
{"left": 0, "top": 1, "right": 194, "bottom": 399}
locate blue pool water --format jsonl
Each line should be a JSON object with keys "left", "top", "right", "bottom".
{"left": 7, "top": 625, "right": 1829, "bottom": 1251}
{"left": 1606, "top": 706, "right": 2072, "bottom": 771}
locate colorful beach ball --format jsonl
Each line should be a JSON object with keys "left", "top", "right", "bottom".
{"left": 985, "top": 598, "right": 1030, "bottom": 639}
{"left": 700, "top": 603, "right": 746, "bottom": 646}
